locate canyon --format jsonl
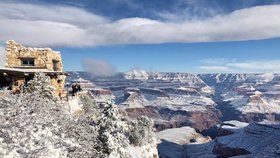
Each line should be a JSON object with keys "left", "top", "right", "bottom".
{"left": 68, "top": 70, "right": 280, "bottom": 157}
{"left": 68, "top": 70, "right": 280, "bottom": 129}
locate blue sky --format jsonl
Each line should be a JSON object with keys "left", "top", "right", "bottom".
{"left": 1, "top": 0, "right": 280, "bottom": 74}
{"left": 61, "top": 38, "right": 280, "bottom": 73}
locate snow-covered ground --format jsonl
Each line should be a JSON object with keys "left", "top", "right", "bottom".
{"left": 156, "top": 126, "right": 210, "bottom": 145}
{"left": 67, "top": 96, "right": 83, "bottom": 114}
{"left": 126, "top": 143, "right": 159, "bottom": 158}
{"left": 156, "top": 126, "right": 211, "bottom": 158}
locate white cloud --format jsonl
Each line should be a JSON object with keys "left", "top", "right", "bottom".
{"left": 227, "top": 60, "right": 280, "bottom": 72}
{"left": 199, "top": 59, "right": 280, "bottom": 73}
{"left": 199, "top": 58, "right": 236, "bottom": 64}
{"left": 1, "top": 2, "right": 280, "bottom": 47}
{"left": 82, "top": 58, "right": 116, "bottom": 77}
{"left": 199, "top": 66, "right": 231, "bottom": 72}
{"left": 0, "top": 46, "right": 6, "bottom": 67}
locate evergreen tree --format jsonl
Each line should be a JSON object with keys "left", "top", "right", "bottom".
{"left": 96, "top": 103, "right": 129, "bottom": 158}
{"left": 129, "top": 116, "right": 154, "bottom": 146}
{"left": 26, "top": 72, "right": 57, "bottom": 100}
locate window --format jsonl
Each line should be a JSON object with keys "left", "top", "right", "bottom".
{"left": 21, "top": 58, "right": 35, "bottom": 66}
{"left": 53, "top": 60, "right": 59, "bottom": 71}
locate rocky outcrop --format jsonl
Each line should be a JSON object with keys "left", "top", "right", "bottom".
{"left": 116, "top": 88, "right": 147, "bottom": 108}
{"left": 202, "top": 120, "right": 249, "bottom": 139}
{"left": 217, "top": 120, "right": 249, "bottom": 137}
{"left": 91, "top": 89, "right": 112, "bottom": 95}
{"left": 240, "top": 112, "right": 280, "bottom": 122}
{"left": 212, "top": 144, "right": 251, "bottom": 157}
{"left": 90, "top": 89, "right": 115, "bottom": 103}
{"left": 156, "top": 126, "right": 211, "bottom": 158}
{"left": 126, "top": 106, "right": 221, "bottom": 132}
{"left": 156, "top": 126, "right": 211, "bottom": 145}
{"left": 157, "top": 107, "right": 221, "bottom": 132}
{"left": 186, "top": 121, "right": 280, "bottom": 158}
{"left": 125, "top": 106, "right": 161, "bottom": 119}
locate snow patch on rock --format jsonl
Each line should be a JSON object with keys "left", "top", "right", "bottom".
{"left": 156, "top": 126, "right": 211, "bottom": 145}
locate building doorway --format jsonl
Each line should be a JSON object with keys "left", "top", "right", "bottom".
{"left": 0, "top": 74, "right": 12, "bottom": 90}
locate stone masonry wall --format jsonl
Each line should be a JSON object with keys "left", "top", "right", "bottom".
{"left": 5, "top": 40, "right": 63, "bottom": 71}
{"left": 4, "top": 40, "right": 66, "bottom": 97}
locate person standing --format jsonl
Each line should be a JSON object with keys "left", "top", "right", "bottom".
{"left": 72, "top": 83, "right": 77, "bottom": 96}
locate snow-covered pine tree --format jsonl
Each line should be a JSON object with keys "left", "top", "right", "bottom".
{"left": 0, "top": 73, "right": 102, "bottom": 158}
{"left": 96, "top": 102, "right": 130, "bottom": 158}
{"left": 26, "top": 72, "right": 57, "bottom": 100}
{"left": 129, "top": 116, "right": 155, "bottom": 146}
{"left": 80, "top": 94, "right": 98, "bottom": 115}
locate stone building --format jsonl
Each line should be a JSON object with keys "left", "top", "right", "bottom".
{"left": 0, "top": 40, "right": 68, "bottom": 97}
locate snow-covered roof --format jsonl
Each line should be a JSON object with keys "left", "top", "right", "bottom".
{"left": 0, "top": 67, "right": 68, "bottom": 75}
